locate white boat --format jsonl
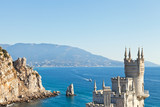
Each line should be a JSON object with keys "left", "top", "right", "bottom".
{"left": 88, "top": 79, "right": 92, "bottom": 82}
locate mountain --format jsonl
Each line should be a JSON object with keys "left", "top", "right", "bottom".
{"left": 0, "top": 43, "right": 158, "bottom": 67}
{"left": 145, "top": 61, "right": 159, "bottom": 67}
{"left": 0, "top": 43, "right": 123, "bottom": 67}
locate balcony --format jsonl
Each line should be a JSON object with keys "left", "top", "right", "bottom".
{"left": 137, "top": 90, "right": 149, "bottom": 99}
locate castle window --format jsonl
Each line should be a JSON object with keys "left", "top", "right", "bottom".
{"left": 142, "top": 83, "right": 144, "bottom": 91}
{"left": 129, "top": 85, "right": 132, "bottom": 91}
{"left": 122, "top": 85, "right": 126, "bottom": 92}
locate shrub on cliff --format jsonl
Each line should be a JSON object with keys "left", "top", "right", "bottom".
{"left": 0, "top": 47, "right": 2, "bottom": 51}
{"left": 8, "top": 62, "right": 11, "bottom": 66}
{"left": 2, "top": 49, "right": 9, "bottom": 58}
{"left": 2, "top": 49, "right": 7, "bottom": 54}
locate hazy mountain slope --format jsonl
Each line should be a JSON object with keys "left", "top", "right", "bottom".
{"left": 0, "top": 43, "right": 123, "bottom": 67}
{"left": 144, "top": 61, "right": 159, "bottom": 67}
{"left": 0, "top": 43, "right": 158, "bottom": 67}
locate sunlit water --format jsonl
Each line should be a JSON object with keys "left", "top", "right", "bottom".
{"left": 10, "top": 67, "right": 160, "bottom": 107}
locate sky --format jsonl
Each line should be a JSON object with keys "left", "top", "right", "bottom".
{"left": 0, "top": 0, "right": 160, "bottom": 64}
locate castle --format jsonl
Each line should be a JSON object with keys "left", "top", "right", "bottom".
{"left": 86, "top": 48, "right": 149, "bottom": 107}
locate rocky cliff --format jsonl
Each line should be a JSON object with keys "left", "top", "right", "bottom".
{"left": 0, "top": 47, "right": 57, "bottom": 105}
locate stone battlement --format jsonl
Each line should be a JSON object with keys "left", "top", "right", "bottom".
{"left": 86, "top": 103, "right": 105, "bottom": 107}
{"left": 124, "top": 59, "right": 144, "bottom": 65}
{"left": 94, "top": 90, "right": 103, "bottom": 96}
{"left": 111, "top": 77, "right": 127, "bottom": 80}
{"left": 111, "top": 77, "right": 133, "bottom": 82}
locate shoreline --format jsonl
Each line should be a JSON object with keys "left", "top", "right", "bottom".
{"left": 0, "top": 91, "right": 60, "bottom": 106}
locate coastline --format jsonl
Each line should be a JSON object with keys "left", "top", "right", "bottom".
{"left": 0, "top": 91, "right": 60, "bottom": 106}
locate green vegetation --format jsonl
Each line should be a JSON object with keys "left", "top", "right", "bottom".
{"left": 1, "top": 58, "right": 4, "bottom": 61}
{"left": 27, "top": 65, "right": 32, "bottom": 69}
{"left": 0, "top": 47, "right": 2, "bottom": 56}
{"left": 0, "top": 47, "right": 2, "bottom": 51}
{"left": 2, "top": 49, "right": 9, "bottom": 58}
{"left": 36, "top": 73, "right": 39, "bottom": 77}
{"left": 2, "top": 49, "right": 7, "bottom": 53}
{"left": 32, "top": 72, "right": 39, "bottom": 77}
{"left": 8, "top": 62, "right": 11, "bottom": 66}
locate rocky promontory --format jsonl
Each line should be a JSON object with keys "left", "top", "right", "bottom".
{"left": 66, "top": 83, "right": 75, "bottom": 96}
{"left": 0, "top": 47, "right": 59, "bottom": 106}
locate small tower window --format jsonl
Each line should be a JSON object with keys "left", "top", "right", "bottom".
{"left": 122, "top": 85, "right": 126, "bottom": 92}
{"left": 129, "top": 85, "right": 132, "bottom": 91}
{"left": 142, "top": 83, "right": 144, "bottom": 91}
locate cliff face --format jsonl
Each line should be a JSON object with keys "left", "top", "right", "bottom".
{"left": 14, "top": 57, "right": 44, "bottom": 93}
{"left": 0, "top": 47, "right": 53, "bottom": 105}
{"left": 66, "top": 84, "right": 75, "bottom": 96}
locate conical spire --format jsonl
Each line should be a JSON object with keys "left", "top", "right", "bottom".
{"left": 102, "top": 80, "right": 105, "bottom": 89}
{"left": 128, "top": 48, "right": 131, "bottom": 59}
{"left": 117, "top": 76, "right": 121, "bottom": 95}
{"left": 124, "top": 48, "right": 127, "bottom": 59}
{"left": 138, "top": 48, "right": 140, "bottom": 59}
{"left": 94, "top": 80, "right": 97, "bottom": 92}
{"left": 132, "top": 81, "right": 135, "bottom": 92}
{"left": 141, "top": 48, "right": 144, "bottom": 59}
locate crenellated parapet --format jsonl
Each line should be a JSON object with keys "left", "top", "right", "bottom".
{"left": 93, "top": 90, "right": 103, "bottom": 96}
{"left": 124, "top": 48, "right": 145, "bottom": 79}
{"left": 124, "top": 48, "right": 144, "bottom": 66}
{"left": 111, "top": 77, "right": 127, "bottom": 81}
{"left": 111, "top": 77, "right": 133, "bottom": 82}
{"left": 111, "top": 76, "right": 134, "bottom": 94}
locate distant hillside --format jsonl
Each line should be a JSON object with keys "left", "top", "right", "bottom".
{"left": 0, "top": 43, "right": 123, "bottom": 67}
{"left": 0, "top": 43, "right": 158, "bottom": 67}
{"left": 144, "top": 61, "right": 160, "bottom": 67}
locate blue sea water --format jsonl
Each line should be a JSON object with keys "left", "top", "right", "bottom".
{"left": 11, "top": 67, "right": 160, "bottom": 107}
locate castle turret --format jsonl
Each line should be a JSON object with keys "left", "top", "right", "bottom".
{"left": 94, "top": 80, "right": 97, "bottom": 92}
{"left": 124, "top": 48, "right": 127, "bottom": 60}
{"left": 102, "top": 80, "right": 105, "bottom": 90}
{"left": 128, "top": 48, "right": 131, "bottom": 60}
{"left": 117, "top": 76, "right": 121, "bottom": 95}
{"left": 137, "top": 48, "right": 140, "bottom": 60}
{"left": 141, "top": 48, "right": 144, "bottom": 61}
{"left": 124, "top": 48, "right": 147, "bottom": 99}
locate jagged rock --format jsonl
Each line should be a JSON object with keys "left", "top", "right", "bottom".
{"left": 0, "top": 47, "right": 59, "bottom": 106}
{"left": 66, "top": 83, "right": 75, "bottom": 96}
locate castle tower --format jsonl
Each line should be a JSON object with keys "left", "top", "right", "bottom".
{"left": 124, "top": 48, "right": 148, "bottom": 106}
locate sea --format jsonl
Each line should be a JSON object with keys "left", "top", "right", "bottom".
{"left": 10, "top": 67, "right": 160, "bottom": 107}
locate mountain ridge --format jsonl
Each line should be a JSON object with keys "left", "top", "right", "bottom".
{"left": 0, "top": 43, "right": 159, "bottom": 67}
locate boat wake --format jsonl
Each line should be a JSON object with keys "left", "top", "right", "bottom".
{"left": 145, "top": 79, "right": 160, "bottom": 83}
{"left": 72, "top": 73, "right": 92, "bottom": 82}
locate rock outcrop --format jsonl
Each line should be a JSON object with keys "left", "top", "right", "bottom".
{"left": 0, "top": 47, "right": 59, "bottom": 106}
{"left": 66, "top": 83, "right": 75, "bottom": 96}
